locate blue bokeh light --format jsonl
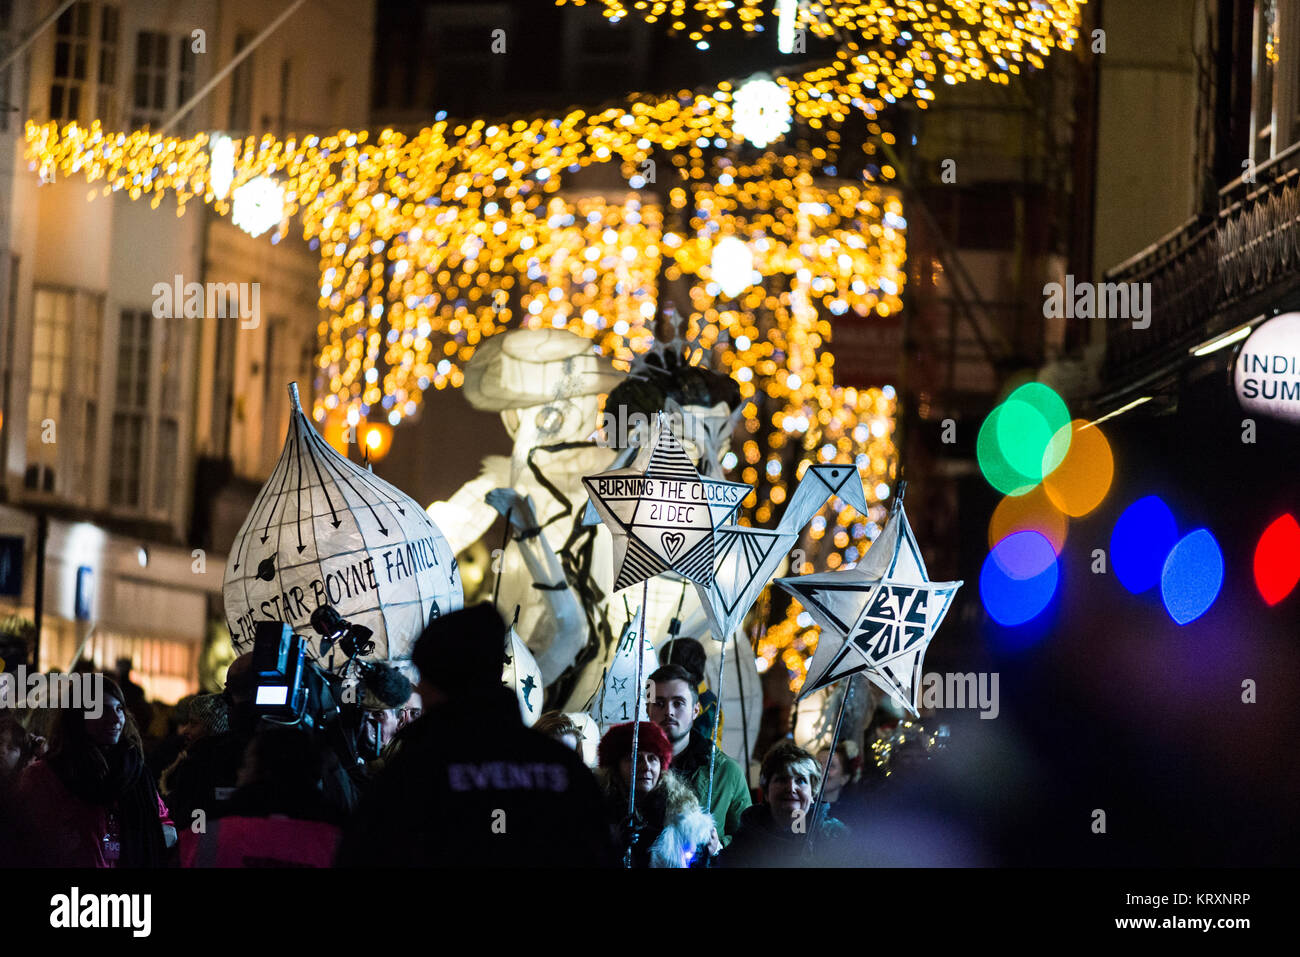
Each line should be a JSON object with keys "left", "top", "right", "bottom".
{"left": 981, "top": 530, "right": 1059, "bottom": 626}
{"left": 1160, "top": 528, "right": 1224, "bottom": 625}
{"left": 1110, "top": 495, "right": 1178, "bottom": 594}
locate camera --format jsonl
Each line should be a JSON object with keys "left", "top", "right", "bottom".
{"left": 311, "top": 605, "right": 375, "bottom": 662}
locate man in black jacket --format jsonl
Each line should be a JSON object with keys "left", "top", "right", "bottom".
{"left": 336, "top": 603, "right": 616, "bottom": 867}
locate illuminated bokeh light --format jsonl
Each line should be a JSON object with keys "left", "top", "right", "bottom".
{"left": 978, "top": 382, "right": 1073, "bottom": 495}
{"left": 988, "top": 484, "right": 1067, "bottom": 555}
{"left": 730, "top": 77, "right": 792, "bottom": 148}
{"left": 1042, "top": 419, "right": 1114, "bottom": 517}
{"left": 1253, "top": 513, "right": 1300, "bottom": 606}
{"left": 1159, "top": 529, "right": 1223, "bottom": 625}
{"left": 556, "top": 1, "right": 1084, "bottom": 110}
{"left": 977, "top": 404, "right": 1037, "bottom": 496}
{"left": 980, "top": 530, "right": 1059, "bottom": 626}
{"left": 1005, "top": 382, "right": 1071, "bottom": 479}
{"left": 26, "top": 119, "right": 905, "bottom": 430}
{"left": 1110, "top": 495, "right": 1178, "bottom": 595}
{"left": 19, "top": 0, "right": 1093, "bottom": 684}
{"left": 26, "top": 0, "right": 1084, "bottom": 432}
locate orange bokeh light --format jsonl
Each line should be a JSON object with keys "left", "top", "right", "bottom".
{"left": 989, "top": 483, "right": 1068, "bottom": 554}
{"left": 1043, "top": 419, "right": 1114, "bottom": 517}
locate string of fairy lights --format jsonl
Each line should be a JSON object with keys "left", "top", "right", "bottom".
{"left": 558, "top": 1, "right": 1084, "bottom": 106}
{"left": 23, "top": 0, "right": 1081, "bottom": 688}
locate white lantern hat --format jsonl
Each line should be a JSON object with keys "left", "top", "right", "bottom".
{"left": 462, "top": 328, "right": 623, "bottom": 412}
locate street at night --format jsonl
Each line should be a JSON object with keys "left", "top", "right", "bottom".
{"left": 0, "top": 0, "right": 1293, "bottom": 939}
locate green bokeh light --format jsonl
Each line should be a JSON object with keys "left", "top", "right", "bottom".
{"left": 977, "top": 404, "right": 1039, "bottom": 496}
{"left": 978, "top": 382, "right": 1073, "bottom": 495}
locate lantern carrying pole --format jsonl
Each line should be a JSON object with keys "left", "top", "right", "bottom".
{"left": 805, "top": 480, "right": 906, "bottom": 856}
{"left": 737, "top": 615, "right": 762, "bottom": 782}
{"left": 492, "top": 508, "right": 512, "bottom": 608}
{"left": 623, "top": 578, "right": 649, "bottom": 868}
{"left": 806, "top": 674, "right": 854, "bottom": 857}
{"left": 701, "top": 623, "right": 729, "bottom": 866}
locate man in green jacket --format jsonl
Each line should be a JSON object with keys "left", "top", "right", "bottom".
{"left": 648, "top": 664, "right": 751, "bottom": 847}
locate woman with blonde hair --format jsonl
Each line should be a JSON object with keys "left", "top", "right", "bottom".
{"left": 719, "top": 739, "right": 852, "bottom": 867}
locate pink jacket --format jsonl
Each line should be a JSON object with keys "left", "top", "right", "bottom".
{"left": 16, "top": 759, "right": 172, "bottom": 868}
{"left": 178, "top": 815, "right": 341, "bottom": 868}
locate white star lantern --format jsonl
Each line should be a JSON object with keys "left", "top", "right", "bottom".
{"left": 583, "top": 413, "right": 751, "bottom": 593}
{"left": 697, "top": 463, "right": 869, "bottom": 641}
{"left": 777, "top": 498, "right": 962, "bottom": 715}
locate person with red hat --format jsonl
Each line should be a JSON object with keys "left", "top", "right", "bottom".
{"left": 596, "top": 721, "right": 719, "bottom": 868}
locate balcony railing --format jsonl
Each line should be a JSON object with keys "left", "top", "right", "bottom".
{"left": 1104, "top": 140, "right": 1300, "bottom": 385}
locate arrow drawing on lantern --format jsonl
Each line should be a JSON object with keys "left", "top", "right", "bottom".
{"left": 236, "top": 429, "right": 295, "bottom": 570}
{"left": 306, "top": 432, "right": 343, "bottom": 530}
{"left": 261, "top": 434, "right": 297, "bottom": 546}
{"left": 328, "top": 429, "right": 414, "bottom": 529}
{"left": 695, "top": 463, "right": 871, "bottom": 640}
{"left": 296, "top": 430, "right": 307, "bottom": 554}
{"left": 303, "top": 426, "right": 391, "bottom": 536}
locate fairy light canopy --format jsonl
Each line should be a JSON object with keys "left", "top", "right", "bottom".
{"left": 558, "top": 1, "right": 1085, "bottom": 102}
{"left": 24, "top": 0, "right": 1083, "bottom": 682}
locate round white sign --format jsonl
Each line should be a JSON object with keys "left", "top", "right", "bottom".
{"left": 1235, "top": 313, "right": 1300, "bottom": 424}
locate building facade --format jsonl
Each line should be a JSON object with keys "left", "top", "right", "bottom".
{"left": 0, "top": 0, "right": 373, "bottom": 699}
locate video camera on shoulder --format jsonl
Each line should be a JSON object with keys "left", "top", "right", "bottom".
{"left": 249, "top": 606, "right": 404, "bottom": 731}
{"left": 249, "top": 606, "right": 367, "bottom": 728}
{"left": 250, "top": 622, "right": 311, "bottom": 719}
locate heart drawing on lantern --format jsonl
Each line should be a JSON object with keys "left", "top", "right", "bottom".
{"left": 661, "top": 531, "right": 686, "bottom": 560}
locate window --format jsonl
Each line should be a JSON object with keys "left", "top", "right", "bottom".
{"left": 96, "top": 3, "right": 118, "bottom": 125}
{"left": 425, "top": 5, "right": 510, "bottom": 118}
{"left": 49, "top": 2, "right": 91, "bottom": 122}
{"left": 562, "top": 9, "right": 648, "bottom": 97}
{"left": 153, "top": 318, "right": 181, "bottom": 513}
{"left": 129, "top": 30, "right": 198, "bottom": 133}
{"left": 0, "top": 0, "right": 15, "bottom": 133}
{"left": 110, "top": 309, "right": 150, "bottom": 508}
{"left": 228, "top": 31, "right": 253, "bottom": 132}
{"left": 130, "top": 31, "right": 168, "bottom": 128}
{"left": 48, "top": 2, "right": 116, "bottom": 125}
{"left": 1253, "top": 0, "right": 1278, "bottom": 160}
{"left": 176, "top": 36, "right": 196, "bottom": 114}
{"left": 26, "top": 289, "right": 101, "bottom": 501}
{"left": 110, "top": 308, "right": 186, "bottom": 515}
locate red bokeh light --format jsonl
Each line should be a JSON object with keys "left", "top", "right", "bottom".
{"left": 1254, "top": 514, "right": 1300, "bottom": 606}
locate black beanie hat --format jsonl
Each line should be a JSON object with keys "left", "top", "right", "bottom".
{"left": 412, "top": 602, "right": 507, "bottom": 695}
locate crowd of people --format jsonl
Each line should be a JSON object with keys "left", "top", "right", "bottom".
{"left": 0, "top": 604, "right": 889, "bottom": 869}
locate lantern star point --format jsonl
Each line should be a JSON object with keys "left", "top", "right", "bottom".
{"left": 777, "top": 503, "right": 961, "bottom": 714}
{"left": 583, "top": 413, "right": 750, "bottom": 592}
